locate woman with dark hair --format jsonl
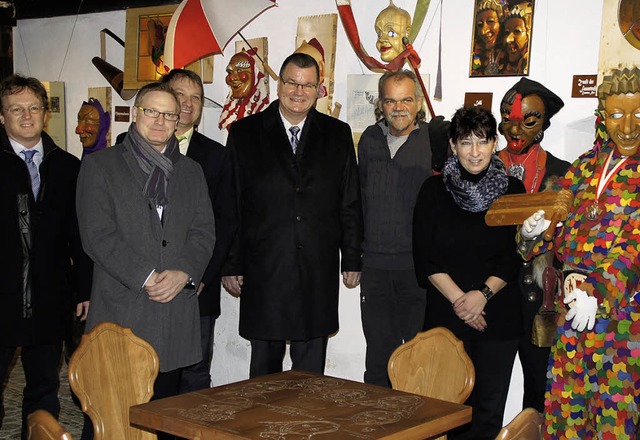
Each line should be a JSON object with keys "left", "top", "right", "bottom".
{"left": 413, "top": 106, "right": 524, "bottom": 439}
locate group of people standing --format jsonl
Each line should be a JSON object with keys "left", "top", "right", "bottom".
{"left": 1, "top": 50, "right": 639, "bottom": 440}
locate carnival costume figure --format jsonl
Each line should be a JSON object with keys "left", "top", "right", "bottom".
{"left": 519, "top": 67, "right": 640, "bottom": 439}
{"left": 498, "top": 78, "right": 570, "bottom": 412}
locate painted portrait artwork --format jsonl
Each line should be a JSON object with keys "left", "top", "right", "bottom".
{"left": 470, "top": 0, "right": 534, "bottom": 77}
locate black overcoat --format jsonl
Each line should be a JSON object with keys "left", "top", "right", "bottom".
{"left": 0, "top": 129, "right": 91, "bottom": 346}
{"left": 224, "top": 101, "right": 363, "bottom": 341}
{"left": 186, "top": 131, "right": 237, "bottom": 318}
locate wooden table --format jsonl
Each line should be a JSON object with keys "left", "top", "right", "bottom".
{"left": 130, "top": 370, "right": 471, "bottom": 439}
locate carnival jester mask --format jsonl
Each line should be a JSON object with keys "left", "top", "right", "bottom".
{"left": 500, "top": 93, "right": 545, "bottom": 154}
{"left": 602, "top": 92, "right": 640, "bottom": 157}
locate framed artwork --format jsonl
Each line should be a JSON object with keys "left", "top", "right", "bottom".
{"left": 469, "top": 0, "right": 534, "bottom": 77}
{"left": 42, "top": 81, "right": 66, "bottom": 150}
{"left": 124, "top": 5, "right": 213, "bottom": 90}
{"left": 295, "top": 14, "right": 338, "bottom": 116}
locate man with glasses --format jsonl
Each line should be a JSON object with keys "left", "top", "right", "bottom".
{"left": 0, "top": 74, "right": 92, "bottom": 439}
{"left": 222, "top": 53, "right": 363, "bottom": 377}
{"left": 76, "top": 82, "right": 215, "bottom": 414}
{"left": 358, "top": 70, "right": 432, "bottom": 387}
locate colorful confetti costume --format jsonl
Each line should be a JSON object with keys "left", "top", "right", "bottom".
{"left": 519, "top": 138, "right": 640, "bottom": 439}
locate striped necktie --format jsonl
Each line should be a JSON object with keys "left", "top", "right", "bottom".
{"left": 289, "top": 126, "right": 300, "bottom": 153}
{"left": 21, "top": 149, "right": 40, "bottom": 197}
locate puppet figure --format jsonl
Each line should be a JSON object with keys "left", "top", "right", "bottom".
{"left": 518, "top": 67, "right": 640, "bottom": 439}
{"left": 219, "top": 49, "right": 269, "bottom": 130}
{"left": 498, "top": 78, "right": 570, "bottom": 414}
{"left": 374, "top": 1, "right": 411, "bottom": 62}
{"left": 76, "top": 97, "right": 110, "bottom": 158}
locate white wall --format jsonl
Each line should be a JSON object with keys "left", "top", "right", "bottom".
{"left": 14, "top": 0, "right": 603, "bottom": 425}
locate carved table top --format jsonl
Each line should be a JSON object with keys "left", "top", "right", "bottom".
{"left": 130, "top": 370, "right": 471, "bottom": 439}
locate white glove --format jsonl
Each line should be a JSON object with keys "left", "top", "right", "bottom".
{"left": 564, "top": 288, "right": 597, "bottom": 331}
{"left": 521, "top": 210, "right": 551, "bottom": 240}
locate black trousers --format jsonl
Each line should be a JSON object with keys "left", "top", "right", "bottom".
{"left": 450, "top": 337, "right": 519, "bottom": 440}
{"left": 518, "top": 296, "right": 551, "bottom": 412}
{"left": 360, "top": 266, "right": 426, "bottom": 387}
{"left": 179, "top": 315, "right": 216, "bottom": 393}
{"left": 0, "top": 342, "right": 62, "bottom": 440}
{"left": 249, "top": 337, "right": 328, "bottom": 378}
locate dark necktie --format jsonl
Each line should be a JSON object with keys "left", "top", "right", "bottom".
{"left": 21, "top": 149, "right": 40, "bottom": 197}
{"left": 289, "top": 126, "right": 300, "bottom": 153}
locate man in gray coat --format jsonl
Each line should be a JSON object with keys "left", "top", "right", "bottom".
{"left": 76, "top": 82, "right": 215, "bottom": 403}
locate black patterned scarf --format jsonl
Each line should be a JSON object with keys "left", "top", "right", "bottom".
{"left": 125, "top": 123, "right": 180, "bottom": 207}
{"left": 442, "top": 154, "right": 508, "bottom": 212}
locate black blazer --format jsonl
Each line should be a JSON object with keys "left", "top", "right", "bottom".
{"left": 0, "top": 129, "right": 92, "bottom": 345}
{"left": 116, "top": 130, "right": 237, "bottom": 317}
{"left": 224, "top": 101, "right": 363, "bottom": 340}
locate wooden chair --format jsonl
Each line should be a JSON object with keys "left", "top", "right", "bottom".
{"left": 387, "top": 327, "right": 475, "bottom": 440}
{"left": 68, "top": 322, "right": 159, "bottom": 440}
{"left": 495, "top": 408, "right": 544, "bottom": 440}
{"left": 27, "top": 410, "right": 72, "bottom": 440}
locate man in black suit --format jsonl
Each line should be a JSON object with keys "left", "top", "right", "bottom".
{"left": 222, "top": 53, "right": 363, "bottom": 378}
{"left": 0, "top": 74, "right": 91, "bottom": 439}
{"left": 161, "top": 69, "right": 237, "bottom": 392}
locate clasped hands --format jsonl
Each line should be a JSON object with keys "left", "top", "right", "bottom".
{"left": 145, "top": 270, "right": 189, "bottom": 303}
{"left": 453, "top": 291, "right": 487, "bottom": 332}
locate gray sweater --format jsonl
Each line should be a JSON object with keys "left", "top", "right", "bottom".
{"left": 358, "top": 120, "right": 432, "bottom": 270}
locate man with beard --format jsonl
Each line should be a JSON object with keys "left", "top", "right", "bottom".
{"left": 498, "top": 77, "right": 569, "bottom": 412}
{"left": 357, "top": 70, "right": 431, "bottom": 387}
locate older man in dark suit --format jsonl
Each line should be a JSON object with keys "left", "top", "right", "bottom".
{"left": 222, "top": 53, "right": 363, "bottom": 378}
{"left": 0, "top": 74, "right": 92, "bottom": 439}
{"left": 77, "top": 82, "right": 215, "bottom": 404}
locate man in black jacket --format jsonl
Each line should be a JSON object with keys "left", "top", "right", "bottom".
{"left": 0, "top": 74, "right": 91, "bottom": 439}
{"left": 358, "top": 70, "right": 431, "bottom": 387}
{"left": 222, "top": 53, "right": 363, "bottom": 377}
{"left": 162, "top": 69, "right": 237, "bottom": 392}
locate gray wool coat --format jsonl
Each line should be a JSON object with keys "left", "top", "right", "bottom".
{"left": 76, "top": 139, "right": 215, "bottom": 372}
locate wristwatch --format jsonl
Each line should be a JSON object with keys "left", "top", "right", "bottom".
{"left": 480, "top": 284, "right": 495, "bottom": 301}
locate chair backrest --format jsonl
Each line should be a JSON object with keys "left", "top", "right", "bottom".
{"left": 68, "top": 322, "right": 159, "bottom": 440}
{"left": 495, "top": 408, "right": 544, "bottom": 440}
{"left": 387, "top": 327, "right": 475, "bottom": 404}
{"left": 27, "top": 409, "right": 73, "bottom": 440}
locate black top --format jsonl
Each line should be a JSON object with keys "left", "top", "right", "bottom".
{"left": 413, "top": 174, "right": 525, "bottom": 340}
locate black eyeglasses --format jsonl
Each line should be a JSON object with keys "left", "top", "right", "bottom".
{"left": 280, "top": 79, "right": 318, "bottom": 92}
{"left": 136, "top": 106, "right": 180, "bottom": 121}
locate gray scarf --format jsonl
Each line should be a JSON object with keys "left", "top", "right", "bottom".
{"left": 125, "top": 123, "right": 180, "bottom": 207}
{"left": 442, "top": 154, "right": 508, "bottom": 212}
